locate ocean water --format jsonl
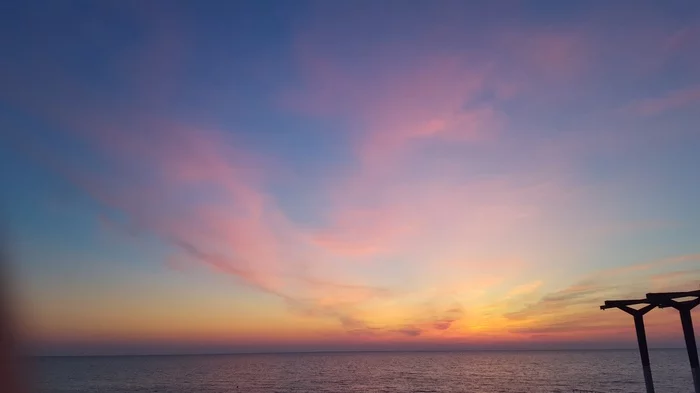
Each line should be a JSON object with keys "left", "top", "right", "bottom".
{"left": 32, "top": 349, "right": 696, "bottom": 393}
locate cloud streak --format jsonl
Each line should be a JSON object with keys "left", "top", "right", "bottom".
{"left": 503, "top": 254, "right": 700, "bottom": 339}
{"left": 625, "top": 85, "right": 700, "bottom": 116}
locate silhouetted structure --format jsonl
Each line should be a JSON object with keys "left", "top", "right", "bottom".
{"left": 600, "top": 299, "right": 656, "bottom": 393}
{"left": 601, "top": 289, "right": 700, "bottom": 393}
{"left": 646, "top": 290, "right": 700, "bottom": 393}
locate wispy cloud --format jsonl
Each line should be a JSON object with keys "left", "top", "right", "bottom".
{"left": 506, "top": 281, "right": 543, "bottom": 298}
{"left": 503, "top": 254, "right": 700, "bottom": 339}
{"left": 625, "top": 85, "right": 700, "bottom": 116}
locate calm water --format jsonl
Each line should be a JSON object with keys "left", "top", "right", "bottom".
{"left": 32, "top": 350, "right": 696, "bottom": 393}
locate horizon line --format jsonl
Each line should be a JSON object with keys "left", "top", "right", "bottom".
{"left": 35, "top": 347, "right": 691, "bottom": 358}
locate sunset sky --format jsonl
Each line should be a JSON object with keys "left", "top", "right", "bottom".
{"left": 1, "top": 1, "right": 700, "bottom": 355}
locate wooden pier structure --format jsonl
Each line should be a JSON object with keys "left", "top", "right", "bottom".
{"left": 600, "top": 289, "right": 700, "bottom": 393}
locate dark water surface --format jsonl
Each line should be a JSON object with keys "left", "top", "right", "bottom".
{"left": 33, "top": 350, "right": 695, "bottom": 393}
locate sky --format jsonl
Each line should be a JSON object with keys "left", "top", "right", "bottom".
{"left": 1, "top": 0, "right": 700, "bottom": 356}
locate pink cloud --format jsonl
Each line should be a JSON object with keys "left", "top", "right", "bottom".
{"left": 3, "top": 46, "right": 441, "bottom": 340}
{"left": 665, "top": 24, "right": 700, "bottom": 53}
{"left": 282, "top": 22, "right": 597, "bottom": 183}
{"left": 283, "top": 30, "right": 569, "bottom": 268}
{"left": 359, "top": 103, "right": 504, "bottom": 169}
{"left": 312, "top": 173, "right": 564, "bottom": 262}
{"left": 310, "top": 207, "right": 415, "bottom": 258}
{"left": 625, "top": 84, "right": 700, "bottom": 116}
{"left": 284, "top": 46, "right": 498, "bottom": 165}
{"left": 1, "top": 26, "right": 391, "bottom": 329}
{"left": 498, "top": 30, "right": 591, "bottom": 83}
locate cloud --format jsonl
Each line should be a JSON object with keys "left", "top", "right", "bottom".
{"left": 391, "top": 327, "right": 423, "bottom": 337}
{"left": 506, "top": 281, "right": 543, "bottom": 297}
{"left": 665, "top": 24, "right": 700, "bottom": 53}
{"left": 9, "top": 48, "right": 503, "bottom": 340}
{"left": 282, "top": 8, "right": 612, "bottom": 179}
{"left": 282, "top": 17, "right": 608, "bottom": 274}
{"left": 311, "top": 173, "right": 568, "bottom": 265}
{"left": 495, "top": 29, "right": 591, "bottom": 84}
{"left": 432, "top": 322, "right": 452, "bottom": 331}
{"left": 624, "top": 85, "right": 700, "bottom": 116}
{"left": 503, "top": 254, "right": 700, "bottom": 338}
{"left": 508, "top": 315, "right": 626, "bottom": 336}
{"left": 504, "top": 284, "right": 604, "bottom": 321}
{"left": 0, "top": 13, "right": 409, "bottom": 335}
{"left": 432, "top": 306, "right": 464, "bottom": 331}
{"left": 508, "top": 254, "right": 700, "bottom": 319}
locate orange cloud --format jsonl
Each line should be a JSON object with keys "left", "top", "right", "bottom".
{"left": 500, "top": 254, "right": 700, "bottom": 341}
{"left": 506, "top": 280, "right": 543, "bottom": 297}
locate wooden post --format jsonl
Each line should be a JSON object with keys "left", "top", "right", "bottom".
{"left": 601, "top": 300, "right": 656, "bottom": 393}
{"left": 647, "top": 290, "right": 700, "bottom": 393}
{"left": 679, "top": 307, "right": 700, "bottom": 393}
{"left": 633, "top": 308, "right": 655, "bottom": 393}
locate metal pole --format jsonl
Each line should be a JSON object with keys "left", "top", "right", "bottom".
{"left": 679, "top": 307, "right": 700, "bottom": 393}
{"left": 633, "top": 313, "right": 655, "bottom": 393}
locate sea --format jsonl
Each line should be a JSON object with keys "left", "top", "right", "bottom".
{"left": 31, "top": 349, "right": 696, "bottom": 393}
